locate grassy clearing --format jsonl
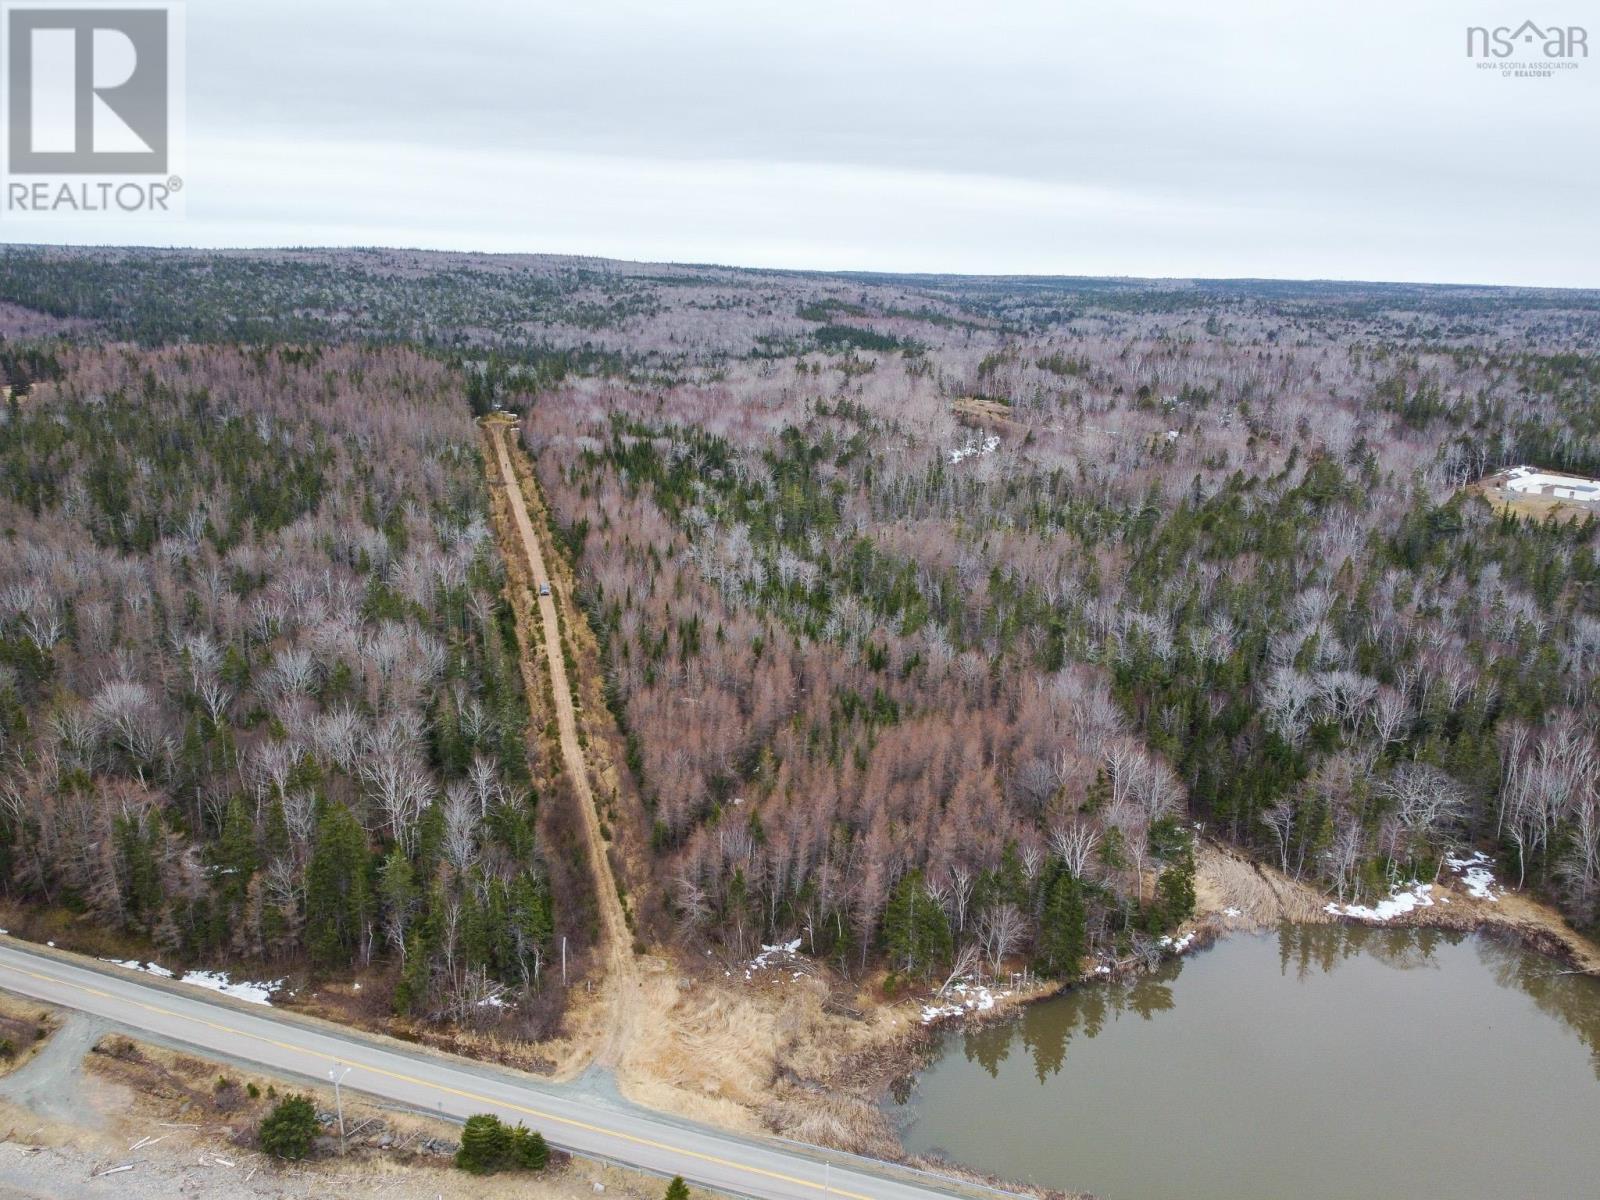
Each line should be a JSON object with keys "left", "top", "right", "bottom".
{"left": 1467, "top": 480, "right": 1597, "bottom": 523}
{"left": 53, "top": 1034, "right": 697, "bottom": 1200}
{"left": 0, "top": 992, "right": 59, "bottom": 1078}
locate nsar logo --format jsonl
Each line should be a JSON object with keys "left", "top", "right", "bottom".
{"left": 1466, "top": 20, "right": 1587, "bottom": 78}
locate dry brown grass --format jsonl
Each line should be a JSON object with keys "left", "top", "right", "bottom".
{"left": 0, "top": 994, "right": 58, "bottom": 1079}
{"left": 1193, "top": 840, "right": 1330, "bottom": 928}
{"left": 1422, "top": 883, "right": 1600, "bottom": 974}
{"left": 952, "top": 396, "right": 1017, "bottom": 430}
{"left": 0, "top": 901, "right": 159, "bottom": 962}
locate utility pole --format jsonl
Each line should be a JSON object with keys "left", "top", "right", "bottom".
{"left": 562, "top": 935, "right": 568, "bottom": 986}
{"left": 328, "top": 1064, "right": 351, "bottom": 1154}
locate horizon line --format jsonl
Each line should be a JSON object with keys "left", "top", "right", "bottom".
{"left": 4, "top": 241, "right": 1599, "bottom": 295}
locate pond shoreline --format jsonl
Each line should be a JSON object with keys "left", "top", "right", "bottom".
{"left": 895, "top": 839, "right": 1597, "bottom": 1044}
{"left": 832, "top": 839, "right": 1600, "bottom": 1200}
{"left": 884, "top": 916, "right": 1600, "bottom": 1200}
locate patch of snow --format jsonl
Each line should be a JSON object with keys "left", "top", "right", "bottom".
{"left": 753, "top": 938, "right": 802, "bottom": 963}
{"left": 173, "top": 969, "right": 282, "bottom": 1005}
{"left": 920, "top": 978, "right": 1009, "bottom": 1024}
{"left": 1222, "top": 907, "right": 1242, "bottom": 917}
{"left": 1444, "top": 852, "right": 1499, "bottom": 901}
{"left": 949, "top": 434, "right": 1000, "bottom": 465}
{"left": 45, "top": 941, "right": 54, "bottom": 947}
{"left": 103, "top": 958, "right": 280, "bottom": 1005}
{"left": 744, "top": 938, "right": 807, "bottom": 983}
{"left": 1325, "top": 881, "right": 1434, "bottom": 922}
{"left": 1158, "top": 932, "right": 1196, "bottom": 954}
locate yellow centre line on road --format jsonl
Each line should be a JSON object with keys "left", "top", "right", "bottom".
{"left": 4, "top": 960, "right": 878, "bottom": 1200}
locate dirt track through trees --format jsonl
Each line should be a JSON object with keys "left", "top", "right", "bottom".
{"left": 486, "top": 419, "right": 639, "bottom": 1069}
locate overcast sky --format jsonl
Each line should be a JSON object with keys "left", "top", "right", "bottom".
{"left": 21, "top": 0, "right": 1600, "bottom": 286}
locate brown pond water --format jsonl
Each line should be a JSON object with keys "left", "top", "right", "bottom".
{"left": 890, "top": 925, "right": 1600, "bottom": 1200}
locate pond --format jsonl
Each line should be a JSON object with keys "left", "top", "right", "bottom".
{"left": 890, "top": 925, "right": 1600, "bottom": 1200}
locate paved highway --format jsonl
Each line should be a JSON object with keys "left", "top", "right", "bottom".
{"left": 0, "top": 940, "right": 984, "bottom": 1200}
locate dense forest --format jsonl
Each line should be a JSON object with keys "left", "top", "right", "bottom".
{"left": 0, "top": 345, "right": 572, "bottom": 1027}
{"left": 516, "top": 277, "right": 1600, "bottom": 984}
{"left": 2, "top": 247, "right": 1600, "bottom": 1007}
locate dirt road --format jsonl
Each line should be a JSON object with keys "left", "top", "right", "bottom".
{"left": 486, "top": 420, "right": 639, "bottom": 1067}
